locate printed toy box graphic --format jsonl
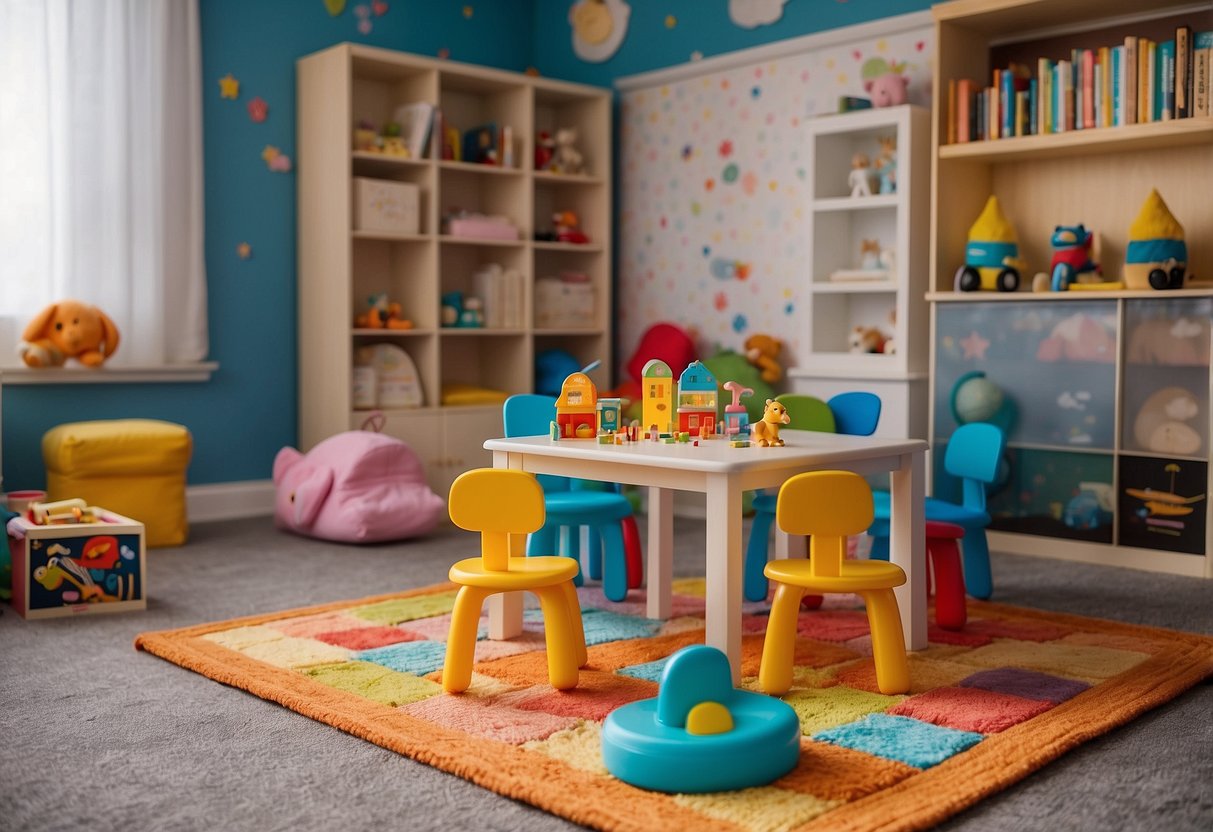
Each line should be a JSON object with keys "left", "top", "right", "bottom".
{"left": 8, "top": 510, "right": 146, "bottom": 619}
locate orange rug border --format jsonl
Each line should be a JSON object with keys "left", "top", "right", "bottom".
{"left": 135, "top": 586, "right": 1213, "bottom": 832}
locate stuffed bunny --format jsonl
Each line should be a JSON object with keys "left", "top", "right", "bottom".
{"left": 19, "top": 300, "right": 120, "bottom": 368}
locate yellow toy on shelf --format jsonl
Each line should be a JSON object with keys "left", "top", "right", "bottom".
{"left": 1124, "top": 189, "right": 1188, "bottom": 291}
{"left": 954, "top": 195, "right": 1027, "bottom": 293}
{"left": 442, "top": 469, "right": 587, "bottom": 693}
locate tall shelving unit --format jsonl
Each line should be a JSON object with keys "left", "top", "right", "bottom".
{"left": 297, "top": 44, "right": 611, "bottom": 498}
{"left": 789, "top": 104, "right": 931, "bottom": 440}
{"left": 928, "top": 0, "right": 1213, "bottom": 578}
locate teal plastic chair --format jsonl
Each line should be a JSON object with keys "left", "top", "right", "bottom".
{"left": 868, "top": 421, "right": 1005, "bottom": 600}
{"left": 503, "top": 394, "right": 640, "bottom": 602}
{"left": 828, "top": 392, "right": 882, "bottom": 438}
{"left": 743, "top": 394, "right": 837, "bottom": 601}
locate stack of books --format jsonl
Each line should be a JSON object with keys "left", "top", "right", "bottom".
{"left": 947, "top": 27, "right": 1212, "bottom": 143}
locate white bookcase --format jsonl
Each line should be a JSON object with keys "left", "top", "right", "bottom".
{"left": 789, "top": 104, "right": 931, "bottom": 440}
{"left": 297, "top": 43, "right": 611, "bottom": 498}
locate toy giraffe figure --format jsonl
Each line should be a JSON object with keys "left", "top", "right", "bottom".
{"left": 751, "top": 399, "right": 791, "bottom": 447}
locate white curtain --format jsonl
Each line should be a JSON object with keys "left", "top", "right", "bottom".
{"left": 0, "top": 0, "right": 207, "bottom": 365}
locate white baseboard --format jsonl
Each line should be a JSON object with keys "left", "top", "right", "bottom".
{"left": 187, "top": 480, "right": 275, "bottom": 522}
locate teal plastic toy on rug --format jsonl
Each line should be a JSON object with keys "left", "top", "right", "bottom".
{"left": 601, "top": 645, "right": 800, "bottom": 793}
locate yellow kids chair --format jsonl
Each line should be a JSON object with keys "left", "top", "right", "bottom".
{"left": 759, "top": 470, "right": 909, "bottom": 696}
{"left": 443, "top": 469, "right": 588, "bottom": 693}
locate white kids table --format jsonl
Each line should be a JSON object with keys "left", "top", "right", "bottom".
{"left": 483, "top": 430, "right": 928, "bottom": 682}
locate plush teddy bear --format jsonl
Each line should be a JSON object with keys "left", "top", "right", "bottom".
{"left": 19, "top": 300, "right": 120, "bottom": 368}
{"left": 551, "top": 127, "right": 584, "bottom": 175}
{"left": 743, "top": 333, "right": 783, "bottom": 384}
{"left": 848, "top": 326, "right": 887, "bottom": 354}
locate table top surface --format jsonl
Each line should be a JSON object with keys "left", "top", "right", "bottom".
{"left": 485, "top": 430, "right": 928, "bottom": 474}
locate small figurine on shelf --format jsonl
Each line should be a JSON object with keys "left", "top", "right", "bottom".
{"left": 858, "top": 239, "right": 885, "bottom": 270}
{"left": 1032, "top": 224, "right": 1107, "bottom": 292}
{"left": 550, "top": 127, "right": 585, "bottom": 175}
{"left": 955, "top": 195, "right": 1026, "bottom": 292}
{"left": 553, "top": 210, "right": 590, "bottom": 244}
{"left": 874, "top": 135, "right": 896, "bottom": 194}
{"left": 441, "top": 291, "right": 463, "bottom": 327}
{"left": 459, "top": 297, "right": 484, "bottom": 328}
{"left": 354, "top": 293, "right": 413, "bottom": 330}
{"left": 848, "top": 152, "right": 872, "bottom": 197}
{"left": 535, "top": 130, "right": 555, "bottom": 170}
{"left": 848, "top": 326, "right": 888, "bottom": 354}
{"left": 1124, "top": 188, "right": 1188, "bottom": 291}
{"left": 381, "top": 121, "right": 410, "bottom": 157}
{"left": 353, "top": 119, "right": 379, "bottom": 152}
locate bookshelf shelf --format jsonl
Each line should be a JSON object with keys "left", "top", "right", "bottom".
{"left": 437, "top": 160, "right": 525, "bottom": 176}
{"left": 812, "top": 194, "right": 901, "bottom": 212}
{"left": 940, "top": 115, "right": 1213, "bottom": 160}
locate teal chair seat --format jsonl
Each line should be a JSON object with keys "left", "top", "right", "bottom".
{"left": 868, "top": 422, "right": 1004, "bottom": 600}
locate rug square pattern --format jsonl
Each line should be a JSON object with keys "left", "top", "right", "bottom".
{"left": 137, "top": 583, "right": 1213, "bottom": 832}
{"left": 814, "top": 713, "right": 984, "bottom": 769}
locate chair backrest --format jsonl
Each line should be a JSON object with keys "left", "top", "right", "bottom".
{"left": 776, "top": 471, "right": 873, "bottom": 577}
{"left": 773, "top": 394, "right": 836, "bottom": 433}
{"left": 449, "top": 468, "right": 545, "bottom": 571}
{"left": 503, "top": 394, "right": 569, "bottom": 492}
{"left": 943, "top": 422, "right": 1006, "bottom": 511}
{"left": 828, "top": 392, "right": 882, "bottom": 436}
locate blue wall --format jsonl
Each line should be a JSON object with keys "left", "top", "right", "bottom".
{"left": 2, "top": 0, "right": 930, "bottom": 491}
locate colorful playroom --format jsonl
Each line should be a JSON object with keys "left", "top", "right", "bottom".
{"left": 2, "top": 1, "right": 1212, "bottom": 830}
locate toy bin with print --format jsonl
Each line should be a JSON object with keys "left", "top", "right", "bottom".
{"left": 8, "top": 509, "right": 146, "bottom": 619}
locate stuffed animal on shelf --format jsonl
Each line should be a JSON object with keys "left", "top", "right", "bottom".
{"left": 550, "top": 127, "right": 585, "bottom": 175}
{"left": 848, "top": 326, "right": 887, "bottom": 354}
{"left": 743, "top": 333, "right": 783, "bottom": 384}
{"left": 862, "top": 58, "right": 910, "bottom": 107}
{"left": 19, "top": 300, "right": 120, "bottom": 368}
{"left": 874, "top": 135, "right": 897, "bottom": 194}
{"left": 354, "top": 293, "right": 413, "bottom": 330}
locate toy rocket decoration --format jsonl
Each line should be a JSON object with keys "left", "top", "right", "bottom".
{"left": 955, "top": 195, "right": 1025, "bottom": 292}
{"left": 1124, "top": 189, "right": 1187, "bottom": 291}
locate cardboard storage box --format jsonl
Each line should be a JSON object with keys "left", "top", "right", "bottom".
{"left": 8, "top": 509, "right": 146, "bottom": 619}
{"left": 353, "top": 177, "right": 420, "bottom": 234}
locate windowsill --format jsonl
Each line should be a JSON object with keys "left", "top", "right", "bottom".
{"left": 0, "top": 361, "right": 218, "bottom": 384}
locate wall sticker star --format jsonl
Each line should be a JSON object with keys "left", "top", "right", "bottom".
{"left": 219, "top": 73, "right": 240, "bottom": 99}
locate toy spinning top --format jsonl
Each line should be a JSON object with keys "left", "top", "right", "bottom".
{"left": 601, "top": 645, "right": 801, "bottom": 793}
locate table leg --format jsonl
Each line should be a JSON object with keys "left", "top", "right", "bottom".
{"left": 646, "top": 487, "right": 673, "bottom": 620}
{"left": 488, "top": 450, "right": 524, "bottom": 640}
{"left": 889, "top": 450, "right": 926, "bottom": 650}
{"left": 705, "top": 474, "right": 743, "bottom": 683}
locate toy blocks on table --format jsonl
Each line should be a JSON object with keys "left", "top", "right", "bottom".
{"left": 8, "top": 509, "right": 146, "bottom": 619}
{"left": 42, "top": 419, "right": 192, "bottom": 548}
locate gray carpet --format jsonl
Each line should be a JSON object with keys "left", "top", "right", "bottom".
{"left": 2, "top": 514, "right": 1211, "bottom": 832}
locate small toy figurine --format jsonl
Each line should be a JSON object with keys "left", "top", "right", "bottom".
{"left": 553, "top": 210, "right": 590, "bottom": 244}
{"left": 858, "top": 238, "right": 884, "bottom": 270}
{"left": 848, "top": 326, "right": 888, "bottom": 354}
{"left": 354, "top": 293, "right": 413, "bottom": 329}
{"left": 751, "top": 399, "right": 790, "bottom": 447}
{"left": 1124, "top": 188, "right": 1188, "bottom": 290}
{"left": 550, "top": 127, "right": 585, "bottom": 175}
{"left": 954, "top": 195, "right": 1026, "bottom": 292}
{"left": 848, "top": 152, "right": 872, "bottom": 197}
{"left": 743, "top": 333, "right": 783, "bottom": 384}
{"left": 874, "top": 135, "right": 897, "bottom": 194}
{"left": 861, "top": 57, "right": 910, "bottom": 107}
{"left": 1044, "top": 224, "right": 1102, "bottom": 291}
{"left": 441, "top": 291, "right": 463, "bottom": 327}
{"left": 722, "top": 381, "right": 754, "bottom": 436}
{"left": 535, "top": 130, "right": 555, "bottom": 170}
{"left": 459, "top": 297, "right": 484, "bottom": 328}
{"left": 601, "top": 645, "right": 800, "bottom": 793}
{"left": 676, "top": 361, "right": 718, "bottom": 435}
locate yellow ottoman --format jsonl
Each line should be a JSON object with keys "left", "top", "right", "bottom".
{"left": 42, "top": 419, "right": 193, "bottom": 547}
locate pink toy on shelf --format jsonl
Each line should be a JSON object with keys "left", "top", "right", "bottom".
{"left": 444, "top": 212, "right": 519, "bottom": 240}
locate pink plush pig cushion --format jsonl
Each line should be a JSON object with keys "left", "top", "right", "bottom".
{"left": 273, "top": 431, "right": 445, "bottom": 543}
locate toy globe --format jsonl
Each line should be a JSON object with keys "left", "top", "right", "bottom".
{"left": 600, "top": 645, "right": 800, "bottom": 793}
{"left": 950, "top": 371, "right": 1016, "bottom": 434}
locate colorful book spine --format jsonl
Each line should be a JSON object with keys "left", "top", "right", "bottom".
{"left": 1124, "top": 36, "right": 1138, "bottom": 124}
{"left": 1038, "top": 57, "right": 1053, "bottom": 134}
{"left": 1093, "top": 59, "right": 1103, "bottom": 128}
{"left": 947, "top": 79, "right": 957, "bottom": 143}
{"left": 1176, "top": 25, "right": 1193, "bottom": 117}
{"left": 1138, "top": 39, "right": 1152, "bottom": 123}
{"left": 1029, "top": 78, "right": 1039, "bottom": 135}
{"left": 1099, "top": 46, "right": 1111, "bottom": 127}
{"left": 1082, "top": 48, "right": 1095, "bottom": 129}
{"left": 1111, "top": 46, "right": 1123, "bottom": 126}
{"left": 956, "top": 79, "right": 973, "bottom": 142}
{"left": 1195, "top": 44, "right": 1210, "bottom": 117}
{"left": 1157, "top": 39, "right": 1175, "bottom": 120}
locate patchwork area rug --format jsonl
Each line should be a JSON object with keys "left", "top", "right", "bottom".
{"left": 136, "top": 580, "right": 1213, "bottom": 832}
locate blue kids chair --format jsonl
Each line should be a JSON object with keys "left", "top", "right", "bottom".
{"left": 742, "top": 394, "right": 837, "bottom": 602}
{"left": 827, "top": 391, "right": 882, "bottom": 438}
{"left": 502, "top": 394, "right": 640, "bottom": 602}
{"left": 868, "top": 421, "right": 1005, "bottom": 600}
